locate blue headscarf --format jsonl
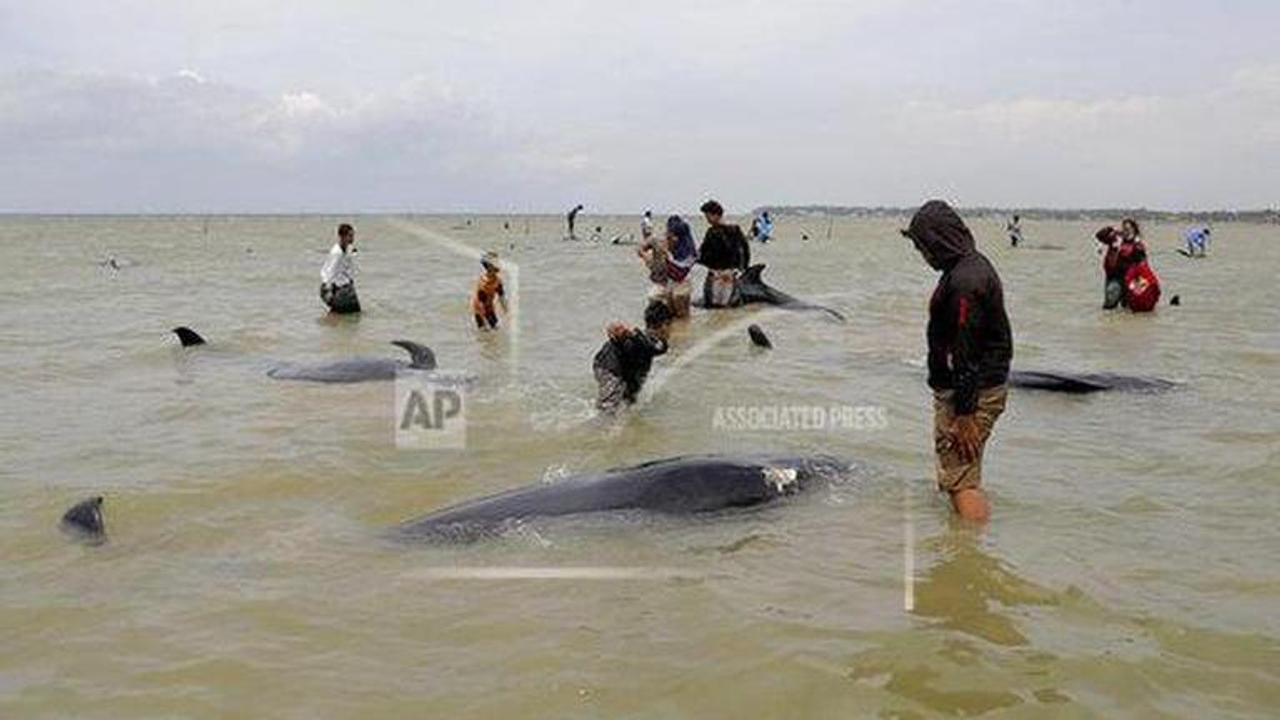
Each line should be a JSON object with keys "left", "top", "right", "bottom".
{"left": 666, "top": 215, "right": 696, "bottom": 261}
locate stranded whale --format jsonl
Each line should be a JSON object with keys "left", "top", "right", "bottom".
{"left": 1008, "top": 370, "right": 1176, "bottom": 394}
{"left": 695, "top": 264, "right": 845, "bottom": 321}
{"left": 267, "top": 341, "right": 437, "bottom": 383}
{"left": 397, "top": 453, "right": 849, "bottom": 541}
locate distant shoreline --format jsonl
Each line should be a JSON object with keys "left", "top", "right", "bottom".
{"left": 754, "top": 206, "right": 1280, "bottom": 224}
{"left": 1, "top": 208, "right": 1277, "bottom": 224}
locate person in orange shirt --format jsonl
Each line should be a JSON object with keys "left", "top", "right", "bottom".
{"left": 472, "top": 252, "right": 508, "bottom": 330}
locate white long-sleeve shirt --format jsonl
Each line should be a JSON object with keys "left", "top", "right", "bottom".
{"left": 320, "top": 243, "right": 357, "bottom": 286}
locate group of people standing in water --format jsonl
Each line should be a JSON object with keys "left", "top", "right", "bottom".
{"left": 312, "top": 200, "right": 1186, "bottom": 525}
{"left": 592, "top": 199, "right": 756, "bottom": 413}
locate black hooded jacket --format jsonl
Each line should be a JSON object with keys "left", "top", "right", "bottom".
{"left": 904, "top": 201, "right": 1013, "bottom": 414}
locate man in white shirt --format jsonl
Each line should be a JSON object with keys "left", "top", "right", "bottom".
{"left": 320, "top": 223, "right": 361, "bottom": 314}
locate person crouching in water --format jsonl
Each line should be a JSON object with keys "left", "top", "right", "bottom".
{"left": 901, "top": 200, "right": 1013, "bottom": 524}
{"left": 593, "top": 301, "right": 672, "bottom": 412}
{"left": 320, "top": 223, "right": 361, "bottom": 313}
{"left": 1097, "top": 218, "right": 1157, "bottom": 310}
{"left": 472, "top": 251, "right": 508, "bottom": 330}
{"left": 664, "top": 215, "right": 698, "bottom": 318}
{"left": 697, "top": 199, "right": 750, "bottom": 307}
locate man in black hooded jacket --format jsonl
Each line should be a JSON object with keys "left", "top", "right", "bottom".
{"left": 901, "top": 200, "right": 1013, "bottom": 523}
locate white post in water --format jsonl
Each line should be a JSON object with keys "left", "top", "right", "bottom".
{"left": 903, "top": 477, "right": 915, "bottom": 612}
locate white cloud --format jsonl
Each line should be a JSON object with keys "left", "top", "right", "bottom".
{"left": 1, "top": 2, "right": 1278, "bottom": 211}
{"left": 0, "top": 69, "right": 585, "bottom": 212}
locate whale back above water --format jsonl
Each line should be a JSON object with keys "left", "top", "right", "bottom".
{"left": 267, "top": 340, "right": 436, "bottom": 383}
{"left": 1009, "top": 370, "right": 1176, "bottom": 394}
{"left": 398, "top": 454, "right": 849, "bottom": 541}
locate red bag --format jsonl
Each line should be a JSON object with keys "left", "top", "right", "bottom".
{"left": 1124, "top": 261, "right": 1161, "bottom": 312}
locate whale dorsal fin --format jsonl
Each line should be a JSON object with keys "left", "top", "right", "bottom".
{"left": 172, "top": 326, "right": 206, "bottom": 347}
{"left": 392, "top": 340, "right": 437, "bottom": 370}
{"left": 61, "top": 496, "right": 105, "bottom": 540}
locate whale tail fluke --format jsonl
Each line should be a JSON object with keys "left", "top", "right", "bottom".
{"left": 61, "top": 496, "right": 105, "bottom": 542}
{"left": 392, "top": 340, "right": 437, "bottom": 370}
{"left": 172, "top": 326, "right": 207, "bottom": 347}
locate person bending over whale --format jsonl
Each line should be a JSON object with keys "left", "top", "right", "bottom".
{"left": 902, "top": 200, "right": 1012, "bottom": 524}
{"left": 697, "top": 199, "right": 750, "bottom": 307}
{"left": 593, "top": 301, "right": 672, "bottom": 412}
{"left": 320, "top": 223, "right": 361, "bottom": 314}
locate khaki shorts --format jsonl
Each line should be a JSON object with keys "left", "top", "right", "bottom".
{"left": 932, "top": 385, "right": 1008, "bottom": 493}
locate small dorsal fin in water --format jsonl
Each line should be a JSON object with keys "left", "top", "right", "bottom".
{"left": 61, "top": 496, "right": 106, "bottom": 542}
{"left": 391, "top": 340, "right": 437, "bottom": 370}
{"left": 747, "top": 324, "right": 773, "bottom": 349}
{"left": 172, "top": 326, "right": 206, "bottom": 347}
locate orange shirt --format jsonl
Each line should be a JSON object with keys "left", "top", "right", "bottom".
{"left": 472, "top": 272, "right": 504, "bottom": 315}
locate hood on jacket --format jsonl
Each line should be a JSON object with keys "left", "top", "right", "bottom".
{"left": 901, "top": 200, "right": 976, "bottom": 270}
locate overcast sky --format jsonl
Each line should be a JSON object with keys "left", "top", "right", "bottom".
{"left": 2, "top": 0, "right": 1277, "bottom": 212}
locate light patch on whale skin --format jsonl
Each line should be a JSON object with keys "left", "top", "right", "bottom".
{"left": 762, "top": 466, "right": 799, "bottom": 494}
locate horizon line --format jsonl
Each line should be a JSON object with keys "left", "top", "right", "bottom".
{"left": 1, "top": 205, "right": 1277, "bottom": 218}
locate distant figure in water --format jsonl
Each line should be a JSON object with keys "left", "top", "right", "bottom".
{"left": 697, "top": 199, "right": 750, "bottom": 307}
{"left": 1097, "top": 218, "right": 1160, "bottom": 311}
{"left": 1184, "top": 226, "right": 1211, "bottom": 257}
{"left": 755, "top": 211, "right": 774, "bottom": 243}
{"left": 472, "top": 251, "right": 508, "bottom": 330}
{"left": 589, "top": 226, "right": 604, "bottom": 243}
{"left": 901, "top": 200, "right": 1012, "bottom": 524}
{"left": 593, "top": 301, "right": 672, "bottom": 412}
{"left": 641, "top": 209, "right": 654, "bottom": 240}
{"left": 1006, "top": 214, "right": 1023, "bottom": 247}
{"left": 320, "top": 223, "right": 360, "bottom": 314}
{"left": 567, "top": 204, "right": 584, "bottom": 239}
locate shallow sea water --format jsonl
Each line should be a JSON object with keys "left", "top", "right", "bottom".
{"left": 0, "top": 214, "right": 1277, "bottom": 718}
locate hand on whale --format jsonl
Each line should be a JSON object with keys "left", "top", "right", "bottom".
{"left": 1008, "top": 370, "right": 1176, "bottom": 394}
{"left": 397, "top": 453, "right": 849, "bottom": 541}
{"left": 267, "top": 341, "right": 439, "bottom": 383}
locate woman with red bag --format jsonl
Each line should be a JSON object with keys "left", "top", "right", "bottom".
{"left": 1096, "top": 218, "right": 1160, "bottom": 311}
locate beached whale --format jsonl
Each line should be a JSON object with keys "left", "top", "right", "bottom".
{"left": 397, "top": 453, "right": 849, "bottom": 541}
{"left": 696, "top": 264, "right": 845, "bottom": 321}
{"left": 267, "top": 341, "right": 437, "bottom": 383}
{"left": 1009, "top": 370, "right": 1176, "bottom": 394}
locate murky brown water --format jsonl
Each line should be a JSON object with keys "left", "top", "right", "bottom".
{"left": 1, "top": 214, "right": 1277, "bottom": 717}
